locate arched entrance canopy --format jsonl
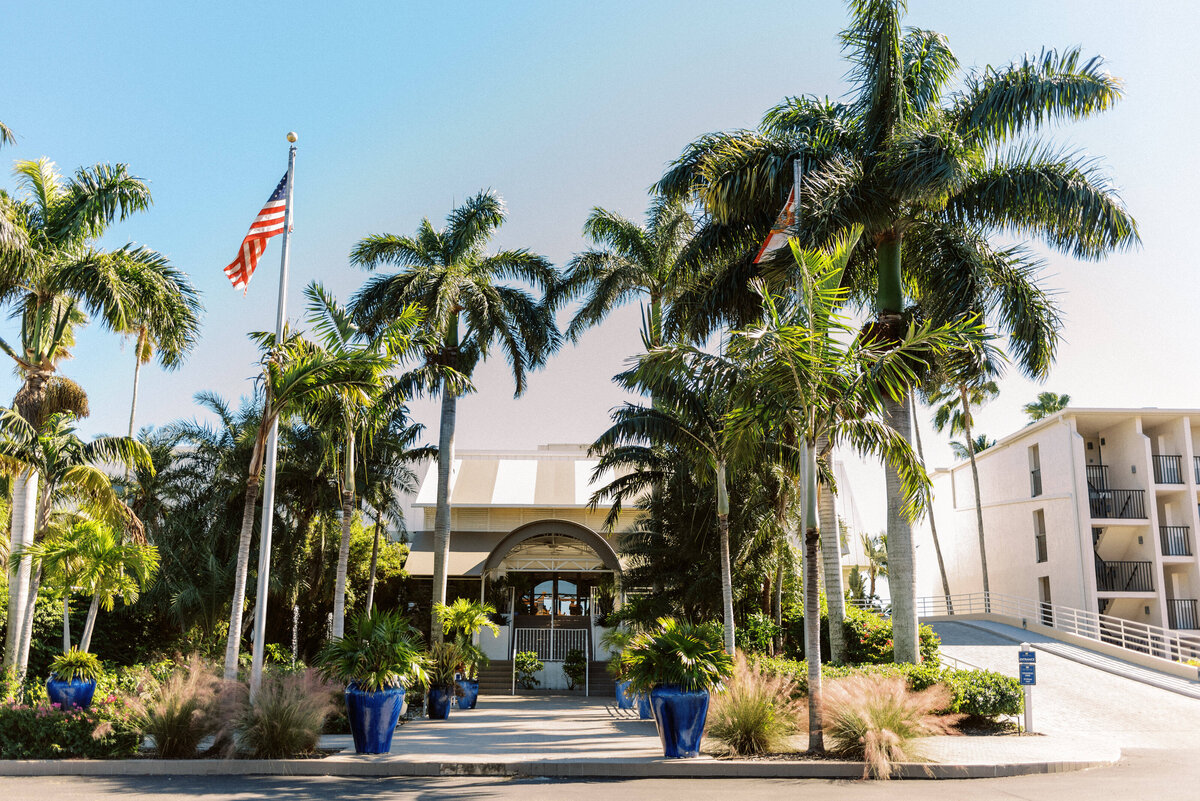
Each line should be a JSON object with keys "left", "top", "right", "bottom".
{"left": 483, "top": 519, "right": 621, "bottom": 576}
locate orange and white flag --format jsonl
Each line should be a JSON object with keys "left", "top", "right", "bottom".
{"left": 752, "top": 186, "right": 796, "bottom": 264}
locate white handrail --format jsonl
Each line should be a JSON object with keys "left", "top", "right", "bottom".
{"left": 513, "top": 627, "right": 589, "bottom": 661}
{"left": 859, "top": 591, "right": 1200, "bottom": 664}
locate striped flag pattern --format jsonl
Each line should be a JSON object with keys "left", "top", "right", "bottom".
{"left": 223, "top": 173, "right": 289, "bottom": 290}
{"left": 752, "top": 186, "right": 796, "bottom": 264}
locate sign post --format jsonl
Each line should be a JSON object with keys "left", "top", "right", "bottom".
{"left": 1018, "top": 643, "right": 1036, "bottom": 733}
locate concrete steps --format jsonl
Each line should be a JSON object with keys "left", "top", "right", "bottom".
{"left": 477, "top": 661, "right": 617, "bottom": 697}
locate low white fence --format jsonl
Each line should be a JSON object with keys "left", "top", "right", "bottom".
{"left": 853, "top": 592, "right": 1200, "bottom": 665}
{"left": 512, "top": 627, "right": 589, "bottom": 662}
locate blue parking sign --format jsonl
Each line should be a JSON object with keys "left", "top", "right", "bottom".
{"left": 1019, "top": 664, "right": 1036, "bottom": 685}
{"left": 1018, "top": 650, "right": 1036, "bottom": 663}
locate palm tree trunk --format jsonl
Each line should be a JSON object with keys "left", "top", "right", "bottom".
{"left": 884, "top": 392, "right": 920, "bottom": 664}
{"left": 715, "top": 460, "right": 735, "bottom": 654}
{"left": 801, "top": 441, "right": 823, "bottom": 752}
{"left": 773, "top": 548, "right": 783, "bottom": 656}
{"left": 79, "top": 593, "right": 100, "bottom": 652}
{"left": 4, "top": 470, "right": 38, "bottom": 671}
{"left": 960, "top": 387, "right": 990, "bottom": 602}
{"left": 910, "top": 393, "right": 952, "bottom": 609}
{"left": 332, "top": 434, "right": 356, "bottom": 639}
{"left": 431, "top": 375, "right": 457, "bottom": 644}
{"left": 16, "top": 566, "right": 43, "bottom": 675}
{"left": 224, "top": 471, "right": 263, "bottom": 681}
{"left": 816, "top": 436, "right": 846, "bottom": 663}
{"left": 365, "top": 507, "right": 383, "bottom": 614}
{"left": 128, "top": 354, "right": 143, "bottom": 438}
{"left": 62, "top": 596, "right": 71, "bottom": 653}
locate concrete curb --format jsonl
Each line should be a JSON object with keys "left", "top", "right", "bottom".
{"left": 0, "top": 752, "right": 1120, "bottom": 780}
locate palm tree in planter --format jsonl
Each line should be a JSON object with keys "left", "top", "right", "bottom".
{"left": 600, "top": 627, "right": 637, "bottom": 710}
{"left": 315, "top": 610, "right": 429, "bottom": 754}
{"left": 350, "top": 190, "right": 560, "bottom": 640}
{"left": 425, "top": 640, "right": 464, "bottom": 720}
{"left": 45, "top": 647, "right": 103, "bottom": 710}
{"left": 621, "top": 617, "right": 732, "bottom": 758}
{"left": 433, "top": 598, "right": 499, "bottom": 710}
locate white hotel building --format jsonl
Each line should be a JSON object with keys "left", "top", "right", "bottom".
{"left": 917, "top": 408, "right": 1200, "bottom": 636}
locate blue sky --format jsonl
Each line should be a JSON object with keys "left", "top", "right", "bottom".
{"left": 3, "top": 1, "right": 1197, "bottom": 530}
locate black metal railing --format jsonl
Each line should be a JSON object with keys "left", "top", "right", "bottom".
{"left": 1152, "top": 454, "right": 1184, "bottom": 484}
{"left": 1095, "top": 558, "right": 1154, "bottom": 593}
{"left": 1167, "top": 599, "right": 1200, "bottom": 630}
{"left": 1089, "top": 489, "right": 1146, "bottom": 519}
{"left": 1030, "top": 468, "right": 1042, "bottom": 497}
{"left": 1035, "top": 534, "right": 1048, "bottom": 563}
{"left": 1086, "top": 464, "right": 1109, "bottom": 490}
{"left": 1160, "top": 525, "right": 1193, "bottom": 557}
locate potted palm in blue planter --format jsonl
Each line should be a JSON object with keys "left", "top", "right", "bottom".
{"left": 426, "top": 641, "right": 462, "bottom": 720}
{"left": 600, "top": 627, "right": 637, "bottom": 710}
{"left": 434, "top": 598, "right": 500, "bottom": 710}
{"left": 316, "top": 611, "right": 429, "bottom": 754}
{"left": 46, "top": 648, "right": 102, "bottom": 710}
{"left": 622, "top": 618, "right": 732, "bottom": 758}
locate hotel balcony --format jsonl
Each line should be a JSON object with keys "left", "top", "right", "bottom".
{"left": 1152, "top": 454, "right": 1184, "bottom": 485}
{"left": 1094, "top": 558, "right": 1154, "bottom": 593}
{"left": 1167, "top": 599, "right": 1200, "bottom": 630}
{"left": 1161, "top": 525, "right": 1193, "bottom": 557}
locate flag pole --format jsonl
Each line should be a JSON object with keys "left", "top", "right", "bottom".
{"left": 249, "top": 133, "right": 298, "bottom": 701}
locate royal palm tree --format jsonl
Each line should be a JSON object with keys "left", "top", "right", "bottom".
{"left": 932, "top": 376, "right": 1000, "bottom": 595}
{"left": 556, "top": 197, "right": 694, "bottom": 347}
{"left": 1024, "top": 391, "right": 1070, "bottom": 422}
{"left": 951, "top": 433, "right": 996, "bottom": 460}
{"left": 221, "top": 330, "right": 390, "bottom": 680}
{"left": 301, "top": 282, "right": 419, "bottom": 639}
{"left": 861, "top": 531, "right": 888, "bottom": 600}
{"left": 0, "top": 158, "right": 198, "bottom": 667}
{"left": 909, "top": 393, "right": 951, "bottom": 604}
{"left": 656, "top": 2, "right": 1137, "bottom": 661}
{"left": 350, "top": 190, "right": 559, "bottom": 640}
{"left": 0, "top": 410, "right": 149, "bottom": 673}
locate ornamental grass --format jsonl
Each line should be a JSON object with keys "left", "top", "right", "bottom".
{"left": 231, "top": 670, "right": 334, "bottom": 759}
{"left": 705, "top": 651, "right": 806, "bottom": 756}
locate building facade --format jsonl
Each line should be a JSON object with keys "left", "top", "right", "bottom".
{"left": 399, "top": 444, "right": 636, "bottom": 685}
{"left": 917, "top": 409, "right": 1200, "bottom": 636}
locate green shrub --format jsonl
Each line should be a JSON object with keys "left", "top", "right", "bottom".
{"left": 563, "top": 649, "right": 586, "bottom": 690}
{"left": 48, "top": 648, "right": 104, "bottom": 683}
{"left": 621, "top": 618, "right": 732, "bottom": 694}
{"left": 315, "top": 611, "right": 429, "bottom": 692}
{"left": 734, "top": 612, "right": 780, "bottom": 654}
{"left": 823, "top": 674, "right": 960, "bottom": 779}
{"left": 706, "top": 652, "right": 805, "bottom": 756}
{"left": 942, "top": 668, "right": 1023, "bottom": 719}
{"left": 515, "top": 651, "right": 543, "bottom": 689}
{"left": 0, "top": 696, "right": 142, "bottom": 758}
{"left": 232, "top": 670, "right": 333, "bottom": 758}
{"left": 842, "top": 606, "right": 940, "bottom": 665}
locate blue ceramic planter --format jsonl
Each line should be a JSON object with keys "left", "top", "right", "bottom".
{"left": 615, "top": 680, "right": 634, "bottom": 710}
{"left": 457, "top": 678, "right": 479, "bottom": 710}
{"left": 46, "top": 677, "right": 96, "bottom": 711}
{"left": 649, "top": 685, "right": 709, "bottom": 758}
{"left": 427, "top": 686, "right": 453, "bottom": 719}
{"left": 636, "top": 693, "right": 653, "bottom": 720}
{"left": 345, "top": 684, "right": 406, "bottom": 754}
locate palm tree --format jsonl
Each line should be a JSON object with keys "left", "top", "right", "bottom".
{"left": 350, "top": 190, "right": 560, "bottom": 640}
{"left": 909, "top": 393, "right": 951, "bottom": 606}
{"left": 221, "top": 330, "right": 391, "bottom": 680}
{"left": 0, "top": 410, "right": 149, "bottom": 674}
{"left": 951, "top": 433, "right": 996, "bottom": 460}
{"left": 722, "top": 233, "right": 977, "bottom": 749}
{"left": 1024, "top": 391, "right": 1070, "bottom": 422}
{"left": 301, "top": 282, "right": 419, "bottom": 639}
{"left": 119, "top": 254, "right": 203, "bottom": 438}
{"left": 0, "top": 158, "right": 198, "bottom": 668}
{"left": 656, "top": 3, "right": 1137, "bottom": 661}
{"left": 860, "top": 531, "right": 888, "bottom": 601}
{"left": 932, "top": 377, "right": 1000, "bottom": 595}
{"left": 556, "top": 197, "right": 694, "bottom": 347}
{"left": 0, "top": 121, "right": 13, "bottom": 147}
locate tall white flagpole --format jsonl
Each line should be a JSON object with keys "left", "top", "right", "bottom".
{"left": 249, "top": 133, "right": 298, "bottom": 701}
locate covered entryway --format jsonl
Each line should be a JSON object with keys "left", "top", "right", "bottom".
{"left": 478, "top": 520, "right": 622, "bottom": 694}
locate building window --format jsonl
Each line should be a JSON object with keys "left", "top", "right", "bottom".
{"left": 1029, "top": 444, "right": 1042, "bottom": 497}
{"left": 1034, "top": 509, "right": 1047, "bottom": 563}
{"left": 1038, "top": 576, "right": 1053, "bottom": 626}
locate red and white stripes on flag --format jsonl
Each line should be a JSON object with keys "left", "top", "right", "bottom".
{"left": 753, "top": 186, "right": 796, "bottom": 264}
{"left": 223, "top": 173, "right": 289, "bottom": 291}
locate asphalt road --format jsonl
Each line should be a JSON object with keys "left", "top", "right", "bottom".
{"left": 0, "top": 751, "right": 1195, "bottom": 801}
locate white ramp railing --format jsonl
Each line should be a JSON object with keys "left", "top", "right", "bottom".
{"left": 859, "top": 592, "right": 1200, "bottom": 665}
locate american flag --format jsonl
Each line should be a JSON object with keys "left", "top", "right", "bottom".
{"left": 223, "top": 173, "right": 289, "bottom": 290}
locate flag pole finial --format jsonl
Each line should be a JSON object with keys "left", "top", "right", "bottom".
{"left": 286, "top": 131, "right": 298, "bottom": 143}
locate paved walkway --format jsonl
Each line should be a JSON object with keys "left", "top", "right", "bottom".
{"left": 932, "top": 620, "right": 1200, "bottom": 751}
